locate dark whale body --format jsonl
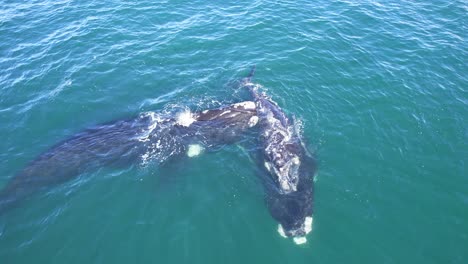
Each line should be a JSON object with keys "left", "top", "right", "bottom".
{"left": 0, "top": 102, "right": 258, "bottom": 215}
{"left": 243, "top": 68, "right": 316, "bottom": 243}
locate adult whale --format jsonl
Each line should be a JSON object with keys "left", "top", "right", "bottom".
{"left": 0, "top": 101, "right": 259, "bottom": 215}
{"left": 243, "top": 67, "right": 316, "bottom": 244}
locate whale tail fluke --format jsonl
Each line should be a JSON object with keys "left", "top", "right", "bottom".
{"left": 240, "top": 65, "right": 256, "bottom": 85}
{"left": 0, "top": 189, "right": 16, "bottom": 217}
{"left": 241, "top": 66, "right": 261, "bottom": 99}
{"left": 246, "top": 65, "right": 256, "bottom": 81}
{"left": 0, "top": 180, "right": 32, "bottom": 217}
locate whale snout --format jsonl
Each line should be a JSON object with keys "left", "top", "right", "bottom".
{"left": 280, "top": 218, "right": 307, "bottom": 237}
{"left": 267, "top": 189, "right": 313, "bottom": 241}
{"left": 277, "top": 216, "right": 313, "bottom": 245}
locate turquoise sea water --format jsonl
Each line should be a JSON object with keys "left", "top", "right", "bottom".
{"left": 0, "top": 0, "right": 466, "bottom": 263}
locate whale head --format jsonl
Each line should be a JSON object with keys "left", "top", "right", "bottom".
{"left": 266, "top": 154, "right": 316, "bottom": 240}
{"left": 267, "top": 190, "right": 313, "bottom": 237}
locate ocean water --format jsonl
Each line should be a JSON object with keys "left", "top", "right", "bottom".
{"left": 0, "top": 0, "right": 466, "bottom": 263}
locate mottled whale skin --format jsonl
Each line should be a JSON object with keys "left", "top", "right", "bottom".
{"left": 0, "top": 102, "right": 258, "bottom": 215}
{"left": 243, "top": 67, "right": 316, "bottom": 241}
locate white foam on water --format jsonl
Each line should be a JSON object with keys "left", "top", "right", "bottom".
{"left": 293, "top": 117, "right": 304, "bottom": 137}
{"left": 140, "top": 139, "right": 164, "bottom": 166}
{"left": 176, "top": 110, "right": 196, "bottom": 127}
{"left": 187, "top": 144, "right": 203, "bottom": 157}
{"left": 293, "top": 237, "right": 307, "bottom": 245}
{"left": 277, "top": 224, "right": 287, "bottom": 238}
{"left": 141, "top": 152, "right": 150, "bottom": 165}
{"left": 137, "top": 112, "right": 162, "bottom": 142}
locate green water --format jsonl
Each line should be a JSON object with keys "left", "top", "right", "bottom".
{"left": 0, "top": 0, "right": 466, "bottom": 263}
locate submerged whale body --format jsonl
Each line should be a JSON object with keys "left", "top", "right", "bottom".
{"left": 0, "top": 102, "right": 258, "bottom": 215}
{"left": 243, "top": 67, "right": 316, "bottom": 243}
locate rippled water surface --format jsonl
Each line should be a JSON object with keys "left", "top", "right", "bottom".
{"left": 0, "top": 0, "right": 466, "bottom": 263}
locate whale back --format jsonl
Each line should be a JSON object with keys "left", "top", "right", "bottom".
{"left": 0, "top": 102, "right": 259, "bottom": 215}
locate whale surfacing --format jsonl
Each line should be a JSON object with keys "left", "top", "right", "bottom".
{"left": 1, "top": 67, "right": 318, "bottom": 246}
{"left": 0, "top": 101, "right": 258, "bottom": 215}
{"left": 243, "top": 68, "right": 316, "bottom": 241}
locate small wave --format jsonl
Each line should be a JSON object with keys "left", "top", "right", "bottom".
{"left": 10, "top": 78, "right": 73, "bottom": 114}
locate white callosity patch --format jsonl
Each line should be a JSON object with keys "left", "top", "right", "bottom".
{"left": 233, "top": 101, "right": 256, "bottom": 110}
{"left": 304, "top": 216, "right": 313, "bottom": 234}
{"left": 277, "top": 154, "right": 301, "bottom": 192}
{"left": 269, "top": 153, "right": 300, "bottom": 193}
{"left": 176, "top": 109, "right": 196, "bottom": 127}
{"left": 277, "top": 224, "right": 287, "bottom": 238}
{"left": 293, "top": 237, "right": 307, "bottom": 245}
{"left": 280, "top": 178, "right": 291, "bottom": 191}
{"left": 277, "top": 217, "right": 313, "bottom": 244}
{"left": 292, "top": 156, "right": 300, "bottom": 165}
{"left": 248, "top": 116, "right": 259, "bottom": 127}
{"left": 219, "top": 110, "right": 231, "bottom": 116}
{"left": 187, "top": 144, "right": 204, "bottom": 157}
{"left": 260, "top": 103, "right": 302, "bottom": 194}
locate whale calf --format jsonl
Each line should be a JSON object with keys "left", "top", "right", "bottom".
{"left": 0, "top": 102, "right": 258, "bottom": 215}
{"left": 243, "top": 67, "right": 316, "bottom": 243}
